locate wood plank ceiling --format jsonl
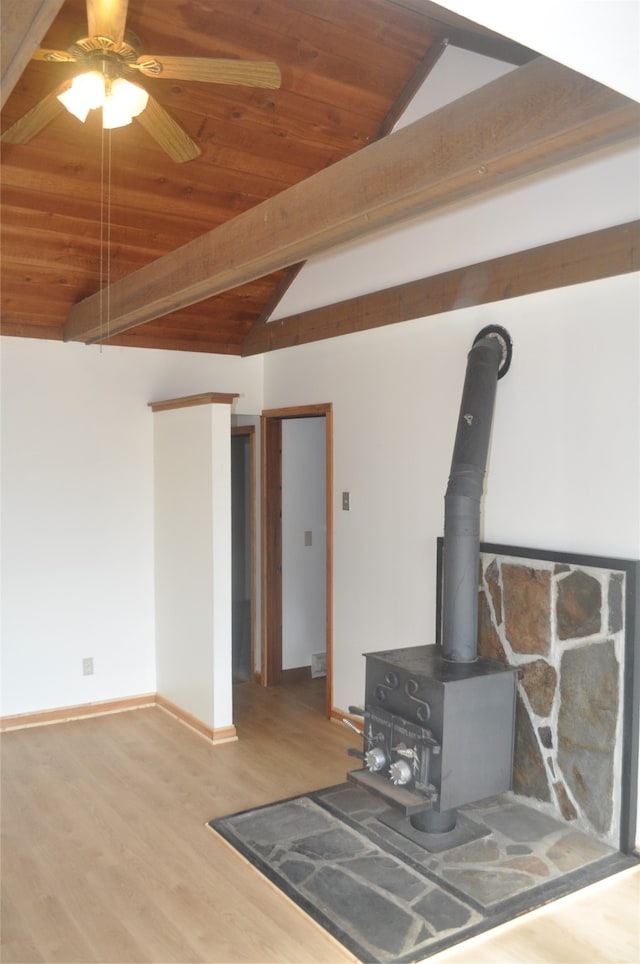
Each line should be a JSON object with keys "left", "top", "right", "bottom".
{"left": 1, "top": 1, "right": 638, "bottom": 356}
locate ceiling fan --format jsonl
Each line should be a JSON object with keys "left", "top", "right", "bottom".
{"left": 1, "top": 0, "right": 281, "bottom": 162}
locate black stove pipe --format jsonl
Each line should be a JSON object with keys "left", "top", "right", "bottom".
{"left": 442, "top": 325, "right": 512, "bottom": 663}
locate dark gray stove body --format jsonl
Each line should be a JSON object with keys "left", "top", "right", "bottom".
{"left": 347, "top": 328, "right": 517, "bottom": 835}
{"left": 350, "top": 644, "right": 517, "bottom": 816}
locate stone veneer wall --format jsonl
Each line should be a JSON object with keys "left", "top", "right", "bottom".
{"left": 475, "top": 550, "right": 628, "bottom": 849}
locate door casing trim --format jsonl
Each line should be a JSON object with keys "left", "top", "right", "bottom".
{"left": 261, "top": 403, "right": 333, "bottom": 718}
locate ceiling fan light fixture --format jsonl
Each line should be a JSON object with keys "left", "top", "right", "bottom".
{"left": 112, "top": 78, "right": 149, "bottom": 118}
{"left": 102, "top": 99, "right": 132, "bottom": 128}
{"left": 102, "top": 78, "right": 149, "bottom": 129}
{"left": 18, "top": 0, "right": 279, "bottom": 159}
{"left": 57, "top": 70, "right": 106, "bottom": 122}
{"left": 57, "top": 70, "right": 149, "bottom": 130}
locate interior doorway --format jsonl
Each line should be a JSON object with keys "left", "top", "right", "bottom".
{"left": 262, "top": 404, "right": 333, "bottom": 718}
{"left": 231, "top": 425, "right": 256, "bottom": 684}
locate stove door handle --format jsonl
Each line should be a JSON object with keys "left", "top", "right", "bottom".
{"left": 342, "top": 718, "right": 364, "bottom": 736}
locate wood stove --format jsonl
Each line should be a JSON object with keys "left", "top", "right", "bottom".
{"left": 349, "top": 644, "right": 517, "bottom": 834}
{"left": 347, "top": 326, "right": 517, "bottom": 838}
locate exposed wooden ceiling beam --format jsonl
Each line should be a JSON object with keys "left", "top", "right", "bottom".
{"left": 63, "top": 58, "right": 640, "bottom": 346}
{"left": 242, "top": 221, "right": 640, "bottom": 355}
{"left": 1, "top": 0, "right": 65, "bottom": 109}
{"left": 249, "top": 33, "right": 450, "bottom": 335}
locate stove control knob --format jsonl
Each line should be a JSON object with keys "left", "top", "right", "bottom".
{"left": 389, "top": 760, "right": 412, "bottom": 786}
{"left": 365, "top": 747, "right": 387, "bottom": 773}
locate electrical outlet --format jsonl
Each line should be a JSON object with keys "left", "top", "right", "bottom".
{"left": 312, "top": 653, "right": 326, "bottom": 678}
{"left": 82, "top": 657, "right": 94, "bottom": 676}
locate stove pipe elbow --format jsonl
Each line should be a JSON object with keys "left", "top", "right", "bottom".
{"left": 442, "top": 325, "right": 512, "bottom": 662}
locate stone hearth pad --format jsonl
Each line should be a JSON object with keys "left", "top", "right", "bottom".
{"left": 209, "top": 784, "right": 636, "bottom": 963}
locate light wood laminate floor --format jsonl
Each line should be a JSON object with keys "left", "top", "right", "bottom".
{"left": 1, "top": 679, "right": 638, "bottom": 963}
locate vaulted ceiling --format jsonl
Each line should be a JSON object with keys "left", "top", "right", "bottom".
{"left": 2, "top": 1, "right": 639, "bottom": 355}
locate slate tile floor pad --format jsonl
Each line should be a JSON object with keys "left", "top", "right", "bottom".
{"left": 209, "top": 785, "right": 636, "bottom": 963}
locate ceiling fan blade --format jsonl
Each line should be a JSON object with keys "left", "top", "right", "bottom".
{"left": 31, "top": 49, "right": 77, "bottom": 63}
{"left": 134, "top": 95, "right": 201, "bottom": 163}
{"left": 1, "top": 86, "right": 67, "bottom": 144}
{"left": 136, "top": 56, "right": 281, "bottom": 89}
{"left": 87, "top": 0, "right": 129, "bottom": 44}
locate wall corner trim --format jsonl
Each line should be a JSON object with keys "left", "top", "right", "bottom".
{"left": 148, "top": 392, "right": 240, "bottom": 412}
{"left": 155, "top": 694, "right": 238, "bottom": 743}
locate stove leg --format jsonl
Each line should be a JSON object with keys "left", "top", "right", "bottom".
{"left": 410, "top": 807, "right": 457, "bottom": 834}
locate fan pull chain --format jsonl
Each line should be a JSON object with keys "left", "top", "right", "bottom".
{"left": 106, "top": 129, "right": 112, "bottom": 345}
{"left": 99, "top": 123, "right": 105, "bottom": 351}
{"left": 98, "top": 125, "right": 113, "bottom": 351}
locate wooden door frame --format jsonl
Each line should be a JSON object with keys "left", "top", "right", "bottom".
{"left": 261, "top": 403, "right": 333, "bottom": 718}
{"left": 231, "top": 425, "right": 257, "bottom": 681}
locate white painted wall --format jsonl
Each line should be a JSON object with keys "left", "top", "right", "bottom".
{"left": 154, "top": 406, "right": 215, "bottom": 726}
{"left": 0, "top": 337, "right": 262, "bottom": 717}
{"left": 153, "top": 402, "right": 233, "bottom": 730}
{"left": 265, "top": 274, "right": 640, "bottom": 708}
{"left": 439, "top": 0, "right": 640, "bottom": 102}
{"left": 392, "top": 43, "right": 515, "bottom": 130}
{"left": 281, "top": 417, "right": 326, "bottom": 670}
